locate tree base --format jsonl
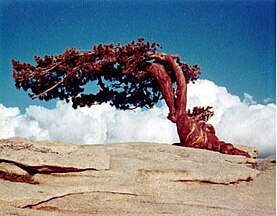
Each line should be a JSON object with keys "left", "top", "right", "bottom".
{"left": 175, "top": 114, "right": 250, "bottom": 158}
{"left": 172, "top": 142, "right": 250, "bottom": 158}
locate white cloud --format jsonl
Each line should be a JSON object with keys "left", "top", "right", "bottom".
{"left": 0, "top": 79, "right": 275, "bottom": 157}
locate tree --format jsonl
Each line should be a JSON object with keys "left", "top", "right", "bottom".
{"left": 12, "top": 38, "right": 250, "bottom": 157}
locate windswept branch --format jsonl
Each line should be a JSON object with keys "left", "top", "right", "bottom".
{"left": 31, "top": 79, "right": 64, "bottom": 99}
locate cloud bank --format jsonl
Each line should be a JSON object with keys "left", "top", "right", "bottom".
{"left": 0, "top": 79, "right": 275, "bottom": 157}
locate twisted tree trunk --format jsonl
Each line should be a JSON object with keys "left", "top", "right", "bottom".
{"left": 145, "top": 54, "right": 250, "bottom": 157}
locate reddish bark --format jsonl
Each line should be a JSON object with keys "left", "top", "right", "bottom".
{"left": 145, "top": 54, "right": 250, "bottom": 157}
{"left": 144, "top": 62, "right": 176, "bottom": 122}
{"left": 12, "top": 39, "right": 250, "bottom": 157}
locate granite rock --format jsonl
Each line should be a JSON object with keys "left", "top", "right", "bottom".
{"left": 0, "top": 137, "right": 275, "bottom": 215}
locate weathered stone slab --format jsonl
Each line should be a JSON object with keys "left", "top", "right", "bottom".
{"left": 0, "top": 137, "right": 109, "bottom": 170}
{"left": 0, "top": 137, "right": 275, "bottom": 216}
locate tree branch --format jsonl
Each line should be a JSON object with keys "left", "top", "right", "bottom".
{"left": 143, "top": 62, "right": 177, "bottom": 122}
{"left": 31, "top": 79, "right": 64, "bottom": 99}
{"left": 163, "top": 55, "right": 187, "bottom": 117}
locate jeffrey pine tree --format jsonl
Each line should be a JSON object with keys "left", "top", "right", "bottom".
{"left": 12, "top": 38, "right": 250, "bottom": 157}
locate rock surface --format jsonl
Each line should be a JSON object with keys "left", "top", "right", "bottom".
{"left": 0, "top": 137, "right": 275, "bottom": 216}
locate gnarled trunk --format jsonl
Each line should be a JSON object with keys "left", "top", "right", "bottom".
{"left": 145, "top": 55, "right": 250, "bottom": 157}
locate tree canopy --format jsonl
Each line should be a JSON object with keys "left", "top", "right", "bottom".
{"left": 12, "top": 38, "right": 250, "bottom": 158}
{"left": 12, "top": 38, "right": 200, "bottom": 110}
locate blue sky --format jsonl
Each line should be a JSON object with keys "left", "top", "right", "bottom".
{"left": 0, "top": 0, "right": 275, "bottom": 111}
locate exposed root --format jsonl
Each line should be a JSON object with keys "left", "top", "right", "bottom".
{"left": 177, "top": 117, "right": 251, "bottom": 158}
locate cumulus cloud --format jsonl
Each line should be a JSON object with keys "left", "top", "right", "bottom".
{"left": 0, "top": 79, "right": 275, "bottom": 157}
